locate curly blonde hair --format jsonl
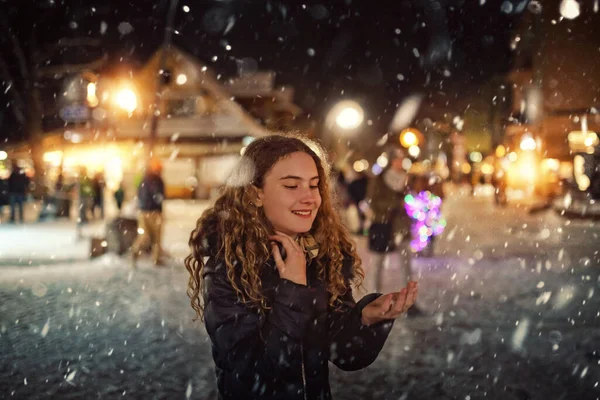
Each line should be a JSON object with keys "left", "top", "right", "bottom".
{"left": 185, "top": 134, "right": 364, "bottom": 320}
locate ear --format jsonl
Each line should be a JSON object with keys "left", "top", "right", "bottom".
{"left": 253, "top": 185, "right": 264, "bottom": 207}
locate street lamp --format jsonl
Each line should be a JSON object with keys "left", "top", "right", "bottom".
{"left": 327, "top": 100, "right": 364, "bottom": 131}
{"left": 520, "top": 134, "right": 537, "bottom": 151}
{"left": 148, "top": 0, "right": 180, "bottom": 159}
{"left": 399, "top": 128, "right": 419, "bottom": 148}
{"left": 86, "top": 82, "right": 99, "bottom": 107}
{"left": 115, "top": 88, "right": 137, "bottom": 114}
{"left": 336, "top": 107, "right": 363, "bottom": 130}
{"left": 408, "top": 145, "right": 420, "bottom": 158}
{"left": 324, "top": 100, "right": 364, "bottom": 167}
{"left": 176, "top": 73, "right": 187, "bottom": 85}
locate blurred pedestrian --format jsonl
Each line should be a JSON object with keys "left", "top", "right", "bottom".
{"left": 0, "top": 178, "right": 9, "bottom": 221}
{"left": 130, "top": 158, "right": 165, "bottom": 267}
{"left": 7, "top": 162, "right": 29, "bottom": 224}
{"left": 185, "top": 134, "right": 418, "bottom": 399}
{"left": 53, "top": 173, "right": 72, "bottom": 218}
{"left": 347, "top": 170, "right": 369, "bottom": 235}
{"left": 114, "top": 183, "right": 125, "bottom": 213}
{"left": 366, "top": 148, "right": 422, "bottom": 315}
{"left": 77, "top": 167, "right": 94, "bottom": 225}
{"left": 91, "top": 171, "right": 105, "bottom": 219}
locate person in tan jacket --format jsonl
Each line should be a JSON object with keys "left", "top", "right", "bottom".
{"left": 366, "top": 149, "right": 415, "bottom": 304}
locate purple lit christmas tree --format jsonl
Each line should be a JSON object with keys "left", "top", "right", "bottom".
{"left": 404, "top": 191, "right": 446, "bottom": 252}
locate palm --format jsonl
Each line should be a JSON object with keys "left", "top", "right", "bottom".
{"left": 361, "top": 281, "right": 418, "bottom": 326}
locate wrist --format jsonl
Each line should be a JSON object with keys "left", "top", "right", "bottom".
{"left": 361, "top": 311, "right": 374, "bottom": 326}
{"left": 281, "top": 275, "right": 307, "bottom": 286}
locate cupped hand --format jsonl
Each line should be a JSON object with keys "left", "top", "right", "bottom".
{"left": 361, "top": 281, "right": 418, "bottom": 326}
{"left": 270, "top": 231, "right": 307, "bottom": 286}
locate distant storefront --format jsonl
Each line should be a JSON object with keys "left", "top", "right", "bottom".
{"left": 1, "top": 45, "right": 304, "bottom": 201}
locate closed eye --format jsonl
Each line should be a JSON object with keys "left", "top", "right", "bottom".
{"left": 283, "top": 185, "right": 320, "bottom": 190}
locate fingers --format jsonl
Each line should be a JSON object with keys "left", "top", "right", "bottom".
{"left": 406, "top": 283, "right": 418, "bottom": 308}
{"left": 363, "top": 284, "right": 420, "bottom": 325}
{"left": 274, "top": 231, "right": 300, "bottom": 249}
{"left": 269, "top": 231, "right": 302, "bottom": 255}
{"left": 270, "top": 242, "right": 286, "bottom": 270}
{"left": 383, "top": 282, "right": 419, "bottom": 317}
{"left": 381, "top": 293, "right": 394, "bottom": 313}
{"left": 388, "top": 289, "right": 408, "bottom": 315}
{"left": 368, "top": 293, "right": 393, "bottom": 317}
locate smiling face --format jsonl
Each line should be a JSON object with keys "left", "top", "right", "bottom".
{"left": 256, "top": 151, "right": 322, "bottom": 238}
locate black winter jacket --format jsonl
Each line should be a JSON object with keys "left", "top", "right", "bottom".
{"left": 202, "top": 249, "right": 394, "bottom": 399}
{"left": 8, "top": 170, "right": 29, "bottom": 195}
{"left": 137, "top": 173, "right": 164, "bottom": 212}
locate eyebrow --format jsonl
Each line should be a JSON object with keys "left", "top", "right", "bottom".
{"left": 279, "top": 175, "right": 320, "bottom": 181}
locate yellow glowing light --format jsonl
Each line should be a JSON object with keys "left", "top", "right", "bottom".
{"left": 480, "top": 163, "right": 494, "bottom": 175}
{"left": 353, "top": 159, "right": 369, "bottom": 172}
{"left": 376, "top": 153, "right": 389, "bottom": 168}
{"left": 520, "top": 135, "right": 537, "bottom": 151}
{"left": 408, "top": 145, "right": 420, "bottom": 158}
{"left": 507, "top": 151, "right": 538, "bottom": 187}
{"left": 469, "top": 152, "right": 483, "bottom": 163}
{"left": 543, "top": 158, "right": 560, "bottom": 171}
{"left": 568, "top": 131, "right": 598, "bottom": 152}
{"left": 115, "top": 88, "right": 137, "bottom": 113}
{"left": 495, "top": 145, "right": 506, "bottom": 158}
{"left": 58, "top": 145, "right": 130, "bottom": 191}
{"left": 326, "top": 100, "right": 364, "bottom": 133}
{"left": 176, "top": 74, "right": 188, "bottom": 85}
{"left": 0, "top": 151, "right": 7, "bottom": 161}
{"left": 336, "top": 107, "right": 363, "bottom": 130}
{"left": 86, "top": 82, "right": 98, "bottom": 107}
{"left": 508, "top": 152, "right": 518, "bottom": 162}
{"left": 461, "top": 163, "right": 471, "bottom": 174}
{"left": 43, "top": 151, "right": 64, "bottom": 167}
{"left": 584, "top": 133, "right": 599, "bottom": 147}
{"left": 573, "top": 155, "right": 590, "bottom": 191}
{"left": 520, "top": 164, "right": 536, "bottom": 182}
{"left": 400, "top": 129, "right": 418, "bottom": 148}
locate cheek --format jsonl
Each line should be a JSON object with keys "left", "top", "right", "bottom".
{"left": 262, "top": 191, "right": 290, "bottom": 218}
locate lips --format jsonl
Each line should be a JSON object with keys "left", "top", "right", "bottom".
{"left": 292, "top": 210, "right": 312, "bottom": 218}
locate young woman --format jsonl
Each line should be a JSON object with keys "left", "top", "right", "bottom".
{"left": 186, "top": 134, "right": 418, "bottom": 399}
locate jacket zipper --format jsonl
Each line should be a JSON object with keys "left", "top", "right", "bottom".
{"left": 301, "top": 259, "right": 309, "bottom": 400}
{"left": 301, "top": 343, "right": 308, "bottom": 400}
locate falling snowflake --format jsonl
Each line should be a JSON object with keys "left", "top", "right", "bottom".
{"left": 118, "top": 22, "right": 134, "bottom": 35}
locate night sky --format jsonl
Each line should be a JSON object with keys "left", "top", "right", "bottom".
{"left": 0, "top": 0, "right": 550, "bottom": 143}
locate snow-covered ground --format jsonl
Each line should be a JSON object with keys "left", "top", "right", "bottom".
{"left": 0, "top": 199, "right": 210, "bottom": 265}
{"left": 1, "top": 186, "right": 599, "bottom": 399}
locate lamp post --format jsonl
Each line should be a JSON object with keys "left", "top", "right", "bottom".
{"left": 324, "top": 100, "right": 364, "bottom": 167}
{"left": 115, "top": 88, "right": 138, "bottom": 114}
{"left": 147, "top": 0, "right": 180, "bottom": 161}
{"left": 328, "top": 100, "right": 364, "bottom": 131}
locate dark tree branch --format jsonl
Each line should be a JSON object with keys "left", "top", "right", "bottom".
{"left": 35, "top": 54, "right": 108, "bottom": 78}
{"left": 0, "top": 16, "right": 30, "bottom": 86}
{"left": 34, "top": 37, "right": 103, "bottom": 64}
{"left": 0, "top": 53, "right": 26, "bottom": 124}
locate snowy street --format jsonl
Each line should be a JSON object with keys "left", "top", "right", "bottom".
{"left": 1, "top": 186, "right": 599, "bottom": 399}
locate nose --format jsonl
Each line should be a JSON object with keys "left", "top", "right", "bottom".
{"left": 299, "top": 187, "right": 317, "bottom": 204}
